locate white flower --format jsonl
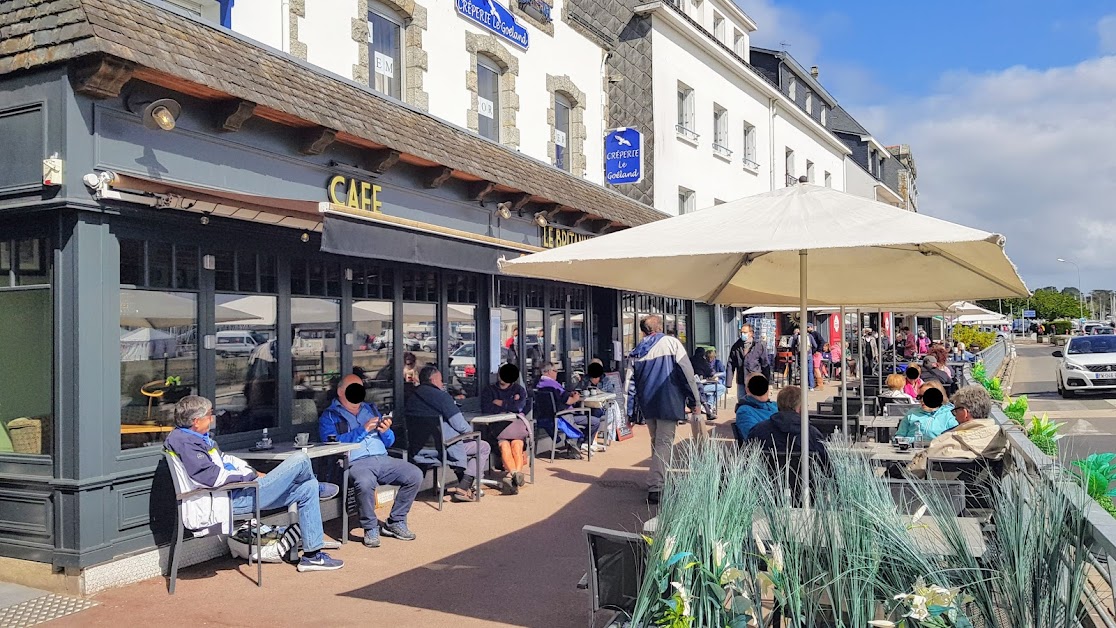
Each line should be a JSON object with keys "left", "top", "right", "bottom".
{"left": 661, "top": 535, "right": 676, "bottom": 561}
{"left": 754, "top": 534, "right": 767, "bottom": 557}
{"left": 924, "top": 584, "right": 955, "bottom": 608}
{"left": 671, "top": 581, "right": 692, "bottom": 617}
{"left": 910, "top": 503, "right": 928, "bottom": 524}
{"left": 769, "top": 543, "right": 785, "bottom": 573}
{"left": 904, "top": 595, "right": 930, "bottom": 621}
{"left": 867, "top": 621, "right": 897, "bottom": 627}
{"left": 713, "top": 539, "right": 727, "bottom": 570}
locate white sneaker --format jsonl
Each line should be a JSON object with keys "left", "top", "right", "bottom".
{"left": 591, "top": 443, "right": 606, "bottom": 452}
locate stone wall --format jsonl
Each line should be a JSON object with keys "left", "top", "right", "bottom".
{"left": 350, "top": 0, "right": 429, "bottom": 111}
{"left": 464, "top": 32, "right": 520, "bottom": 150}
{"left": 545, "top": 74, "right": 587, "bottom": 175}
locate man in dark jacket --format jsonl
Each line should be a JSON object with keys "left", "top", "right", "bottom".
{"left": 628, "top": 315, "right": 701, "bottom": 504}
{"left": 747, "top": 385, "right": 830, "bottom": 469}
{"left": 728, "top": 323, "right": 770, "bottom": 400}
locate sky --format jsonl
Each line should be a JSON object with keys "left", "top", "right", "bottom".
{"left": 737, "top": 0, "right": 1116, "bottom": 294}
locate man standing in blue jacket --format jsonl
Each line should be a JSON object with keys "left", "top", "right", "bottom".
{"left": 319, "top": 374, "right": 422, "bottom": 548}
{"left": 627, "top": 315, "right": 701, "bottom": 504}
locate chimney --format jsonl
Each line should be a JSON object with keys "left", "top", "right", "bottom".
{"left": 810, "top": 66, "right": 819, "bottom": 79}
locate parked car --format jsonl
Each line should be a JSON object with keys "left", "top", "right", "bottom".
{"left": 978, "top": 325, "right": 1012, "bottom": 342}
{"left": 215, "top": 330, "right": 260, "bottom": 357}
{"left": 448, "top": 342, "right": 477, "bottom": 388}
{"left": 1053, "top": 335, "right": 1116, "bottom": 398}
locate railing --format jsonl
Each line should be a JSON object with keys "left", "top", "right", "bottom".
{"left": 786, "top": 173, "right": 798, "bottom": 187}
{"left": 712, "top": 143, "right": 733, "bottom": 159}
{"left": 742, "top": 157, "right": 760, "bottom": 171}
{"left": 675, "top": 124, "right": 699, "bottom": 143}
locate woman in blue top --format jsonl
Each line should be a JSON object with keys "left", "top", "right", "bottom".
{"left": 895, "top": 381, "right": 957, "bottom": 442}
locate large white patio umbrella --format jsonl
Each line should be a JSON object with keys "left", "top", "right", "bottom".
{"left": 501, "top": 183, "right": 1029, "bottom": 504}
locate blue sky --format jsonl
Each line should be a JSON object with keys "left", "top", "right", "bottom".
{"left": 740, "top": 1, "right": 1116, "bottom": 295}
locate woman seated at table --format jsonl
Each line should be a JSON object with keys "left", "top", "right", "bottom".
{"left": 902, "top": 365, "right": 923, "bottom": 399}
{"left": 576, "top": 359, "right": 620, "bottom": 440}
{"left": 480, "top": 363, "right": 532, "bottom": 495}
{"left": 894, "top": 381, "right": 956, "bottom": 442}
{"left": 879, "top": 373, "right": 916, "bottom": 403}
{"left": 690, "top": 348, "right": 722, "bottom": 418}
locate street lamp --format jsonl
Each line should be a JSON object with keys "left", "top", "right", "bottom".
{"left": 1057, "top": 258, "right": 1085, "bottom": 319}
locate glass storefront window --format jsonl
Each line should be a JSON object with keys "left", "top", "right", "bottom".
{"left": 291, "top": 297, "right": 340, "bottom": 431}
{"left": 447, "top": 304, "right": 477, "bottom": 399}
{"left": 353, "top": 300, "right": 394, "bottom": 412}
{"left": 549, "top": 311, "right": 565, "bottom": 384}
{"left": 622, "top": 310, "right": 635, "bottom": 356}
{"left": 214, "top": 294, "right": 277, "bottom": 435}
{"left": 525, "top": 308, "right": 544, "bottom": 386}
{"left": 570, "top": 312, "right": 586, "bottom": 381}
{"left": 402, "top": 302, "right": 437, "bottom": 387}
{"left": 498, "top": 307, "right": 519, "bottom": 368}
{"left": 120, "top": 289, "right": 198, "bottom": 450}
{"left": 0, "top": 289, "right": 52, "bottom": 455}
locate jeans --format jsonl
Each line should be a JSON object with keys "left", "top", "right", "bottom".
{"left": 231, "top": 452, "right": 324, "bottom": 554}
{"left": 701, "top": 382, "right": 725, "bottom": 409}
{"left": 348, "top": 454, "right": 423, "bottom": 531}
{"left": 459, "top": 439, "right": 492, "bottom": 481}
{"left": 646, "top": 418, "right": 677, "bottom": 492}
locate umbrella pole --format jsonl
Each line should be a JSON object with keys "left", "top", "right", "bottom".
{"left": 877, "top": 309, "right": 882, "bottom": 415}
{"left": 858, "top": 309, "right": 865, "bottom": 436}
{"left": 799, "top": 250, "right": 810, "bottom": 508}
{"left": 840, "top": 305, "right": 848, "bottom": 437}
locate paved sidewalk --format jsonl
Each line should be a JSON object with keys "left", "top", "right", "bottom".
{"left": 0, "top": 583, "right": 96, "bottom": 627}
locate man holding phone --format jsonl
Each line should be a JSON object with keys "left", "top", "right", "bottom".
{"left": 319, "top": 373, "right": 422, "bottom": 548}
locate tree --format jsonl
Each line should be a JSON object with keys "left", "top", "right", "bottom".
{"left": 1031, "top": 289, "right": 1083, "bottom": 320}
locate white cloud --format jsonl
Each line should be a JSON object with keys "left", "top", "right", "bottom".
{"left": 734, "top": 0, "right": 821, "bottom": 61}
{"left": 1098, "top": 14, "right": 1116, "bottom": 53}
{"left": 869, "top": 57, "right": 1116, "bottom": 291}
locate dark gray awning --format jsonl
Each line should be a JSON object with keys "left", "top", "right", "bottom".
{"left": 321, "top": 213, "right": 520, "bottom": 275}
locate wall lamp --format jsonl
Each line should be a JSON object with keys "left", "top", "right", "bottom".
{"left": 493, "top": 201, "right": 512, "bottom": 220}
{"left": 128, "top": 97, "right": 182, "bottom": 131}
{"left": 533, "top": 211, "right": 549, "bottom": 227}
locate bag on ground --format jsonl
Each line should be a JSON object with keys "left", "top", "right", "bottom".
{"left": 227, "top": 520, "right": 301, "bottom": 563}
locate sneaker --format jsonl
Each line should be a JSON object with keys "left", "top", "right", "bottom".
{"left": 513, "top": 472, "right": 526, "bottom": 488}
{"left": 362, "top": 530, "right": 381, "bottom": 548}
{"left": 381, "top": 521, "right": 417, "bottom": 541}
{"left": 318, "top": 482, "right": 340, "bottom": 501}
{"left": 591, "top": 443, "right": 606, "bottom": 453}
{"left": 297, "top": 551, "right": 344, "bottom": 572}
{"left": 500, "top": 475, "right": 519, "bottom": 495}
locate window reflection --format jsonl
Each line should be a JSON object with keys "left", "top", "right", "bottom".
{"left": 498, "top": 307, "right": 519, "bottom": 368}
{"left": 525, "top": 308, "right": 544, "bottom": 386}
{"left": 570, "top": 311, "right": 586, "bottom": 380}
{"left": 402, "top": 302, "right": 436, "bottom": 391}
{"left": 291, "top": 297, "right": 341, "bottom": 431}
{"left": 120, "top": 289, "right": 198, "bottom": 450}
{"left": 447, "top": 304, "right": 477, "bottom": 400}
{"left": 0, "top": 289, "right": 52, "bottom": 455}
{"left": 353, "top": 300, "right": 394, "bottom": 412}
{"left": 549, "top": 311, "right": 565, "bottom": 384}
{"left": 214, "top": 294, "right": 277, "bottom": 435}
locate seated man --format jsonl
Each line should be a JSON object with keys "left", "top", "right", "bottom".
{"left": 909, "top": 385, "right": 1007, "bottom": 478}
{"left": 319, "top": 374, "right": 421, "bottom": 548}
{"left": 164, "top": 396, "right": 343, "bottom": 572}
{"left": 536, "top": 361, "right": 599, "bottom": 454}
{"left": 747, "top": 385, "right": 830, "bottom": 468}
{"left": 407, "top": 365, "right": 491, "bottom": 502}
{"left": 576, "top": 359, "right": 619, "bottom": 445}
{"left": 734, "top": 373, "right": 777, "bottom": 441}
{"left": 480, "top": 363, "right": 532, "bottom": 495}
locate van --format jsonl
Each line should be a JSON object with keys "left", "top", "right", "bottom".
{"left": 215, "top": 330, "right": 260, "bottom": 357}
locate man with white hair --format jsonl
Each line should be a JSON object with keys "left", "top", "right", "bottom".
{"left": 908, "top": 385, "right": 1007, "bottom": 478}
{"left": 164, "top": 395, "right": 343, "bottom": 572}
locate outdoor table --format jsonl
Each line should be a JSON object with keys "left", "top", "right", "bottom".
{"left": 464, "top": 411, "right": 533, "bottom": 485}
{"left": 643, "top": 509, "right": 985, "bottom": 557}
{"left": 579, "top": 392, "right": 616, "bottom": 409}
{"left": 466, "top": 412, "right": 518, "bottom": 425}
{"left": 832, "top": 441, "right": 918, "bottom": 465}
{"left": 860, "top": 416, "right": 902, "bottom": 442}
{"left": 228, "top": 441, "right": 360, "bottom": 545}
{"left": 120, "top": 424, "right": 174, "bottom": 435}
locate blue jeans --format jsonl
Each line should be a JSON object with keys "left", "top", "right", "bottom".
{"left": 702, "top": 382, "right": 725, "bottom": 408}
{"left": 231, "top": 452, "right": 324, "bottom": 554}
{"left": 349, "top": 454, "right": 423, "bottom": 532}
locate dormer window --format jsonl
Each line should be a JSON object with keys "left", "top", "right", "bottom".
{"left": 788, "top": 77, "right": 797, "bottom": 101}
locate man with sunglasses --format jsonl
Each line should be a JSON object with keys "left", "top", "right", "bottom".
{"left": 164, "top": 396, "right": 344, "bottom": 572}
{"left": 908, "top": 385, "right": 1007, "bottom": 478}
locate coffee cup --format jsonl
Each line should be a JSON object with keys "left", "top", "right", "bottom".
{"left": 294, "top": 432, "right": 310, "bottom": 447}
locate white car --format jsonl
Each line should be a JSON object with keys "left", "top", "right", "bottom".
{"left": 1054, "top": 335, "right": 1116, "bottom": 397}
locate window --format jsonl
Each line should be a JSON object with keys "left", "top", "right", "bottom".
{"left": 820, "top": 106, "right": 827, "bottom": 126}
{"left": 477, "top": 55, "right": 502, "bottom": 141}
{"left": 712, "top": 12, "right": 725, "bottom": 41}
{"left": 165, "top": 0, "right": 222, "bottom": 23}
{"left": 446, "top": 272, "right": 479, "bottom": 402}
{"left": 678, "top": 187, "right": 696, "bottom": 215}
{"left": 805, "top": 91, "right": 813, "bottom": 115}
{"left": 788, "top": 76, "right": 797, "bottom": 101}
{"left": 785, "top": 148, "right": 795, "bottom": 186}
{"left": 676, "top": 82, "right": 697, "bottom": 142}
{"left": 712, "top": 104, "right": 730, "bottom": 158}
{"left": 0, "top": 237, "right": 52, "bottom": 456}
{"left": 824, "top": 171, "right": 832, "bottom": 188}
{"left": 742, "top": 122, "right": 758, "bottom": 169}
{"left": 806, "top": 160, "right": 815, "bottom": 183}
{"left": 554, "top": 93, "right": 571, "bottom": 171}
{"left": 733, "top": 29, "right": 746, "bottom": 56}
{"left": 368, "top": 2, "right": 404, "bottom": 100}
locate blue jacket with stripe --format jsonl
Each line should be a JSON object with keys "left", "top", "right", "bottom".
{"left": 626, "top": 333, "right": 701, "bottom": 422}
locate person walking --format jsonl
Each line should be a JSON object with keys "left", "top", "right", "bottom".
{"left": 627, "top": 315, "right": 701, "bottom": 505}
{"left": 728, "top": 323, "right": 769, "bottom": 400}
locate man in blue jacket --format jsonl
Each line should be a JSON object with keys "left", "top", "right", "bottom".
{"left": 734, "top": 374, "right": 777, "bottom": 441}
{"left": 627, "top": 315, "right": 701, "bottom": 504}
{"left": 319, "top": 374, "right": 422, "bottom": 548}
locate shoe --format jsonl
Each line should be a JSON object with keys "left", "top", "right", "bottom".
{"left": 513, "top": 472, "right": 526, "bottom": 488}
{"left": 320, "top": 540, "right": 342, "bottom": 550}
{"left": 451, "top": 488, "right": 479, "bottom": 502}
{"left": 647, "top": 491, "right": 661, "bottom": 505}
{"left": 297, "top": 551, "right": 344, "bottom": 572}
{"left": 381, "top": 521, "right": 417, "bottom": 541}
{"left": 362, "top": 530, "right": 381, "bottom": 548}
{"left": 500, "top": 475, "right": 519, "bottom": 495}
{"left": 318, "top": 482, "right": 340, "bottom": 501}
{"left": 591, "top": 443, "right": 606, "bottom": 453}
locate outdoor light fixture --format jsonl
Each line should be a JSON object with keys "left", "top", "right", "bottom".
{"left": 128, "top": 97, "right": 182, "bottom": 131}
{"left": 300, "top": 232, "right": 310, "bottom": 243}
{"left": 200, "top": 213, "right": 210, "bottom": 225}
{"left": 533, "top": 211, "right": 549, "bottom": 227}
{"left": 494, "top": 201, "right": 512, "bottom": 220}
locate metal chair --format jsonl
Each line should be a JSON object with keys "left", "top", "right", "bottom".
{"left": 163, "top": 449, "right": 261, "bottom": 594}
{"left": 582, "top": 525, "right": 647, "bottom": 628}
{"left": 404, "top": 412, "right": 483, "bottom": 511}
{"left": 533, "top": 387, "right": 593, "bottom": 462}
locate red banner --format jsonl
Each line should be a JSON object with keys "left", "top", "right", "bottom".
{"left": 883, "top": 312, "right": 893, "bottom": 343}
{"left": 829, "top": 313, "right": 842, "bottom": 346}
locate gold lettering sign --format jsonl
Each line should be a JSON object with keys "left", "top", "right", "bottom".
{"left": 541, "top": 225, "right": 592, "bottom": 249}
{"left": 328, "top": 175, "right": 383, "bottom": 213}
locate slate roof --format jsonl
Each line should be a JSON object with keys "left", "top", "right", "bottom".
{"left": 0, "top": 0, "right": 665, "bottom": 228}
{"left": 827, "top": 105, "right": 870, "bottom": 136}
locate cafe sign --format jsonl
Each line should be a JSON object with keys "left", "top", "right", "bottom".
{"left": 541, "top": 224, "right": 592, "bottom": 249}
{"left": 327, "top": 175, "right": 383, "bottom": 213}
{"left": 456, "top": 0, "right": 529, "bottom": 50}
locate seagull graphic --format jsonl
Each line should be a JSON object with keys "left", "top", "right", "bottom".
{"left": 487, "top": 0, "right": 503, "bottom": 27}
{"left": 614, "top": 134, "right": 632, "bottom": 147}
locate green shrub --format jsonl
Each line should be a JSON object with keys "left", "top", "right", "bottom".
{"left": 985, "top": 377, "right": 1005, "bottom": 401}
{"left": 1003, "top": 396, "right": 1028, "bottom": 424}
{"left": 1072, "top": 453, "right": 1116, "bottom": 500}
{"left": 1026, "top": 413, "right": 1064, "bottom": 457}
{"left": 953, "top": 325, "right": 996, "bottom": 351}
{"left": 1097, "top": 495, "right": 1116, "bottom": 519}
{"left": 1049, "top": 320, "right": 1074, "bottom": 335}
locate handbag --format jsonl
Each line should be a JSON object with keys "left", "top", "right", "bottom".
{"left": 227, "top": 521, "right": 301, "bottom": 563}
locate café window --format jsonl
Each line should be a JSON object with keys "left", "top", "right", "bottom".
{"left": 446, "top": 272, "right": 480, "bottom": 400}
{"left": 119, "top": 238, "right": 200, "bottom": 450}
{"left": 554, "top": 93, "right": 571, "bottom": 171}
{"left": 0, "top": 237, "right": 53, "bottom": 456}
{"left": 477, "top": 55, "right": 502, "bottom": 142}
{"left": 291, "top": 258, "right": 342, "bottom": 297}
{"left": 368, "top": 0, "right": 403, "bottom": 100}
{"left": 353, "top": 263, "right": 395, "bottom": 413}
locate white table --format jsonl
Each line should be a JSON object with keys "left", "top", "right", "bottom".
{"left": 228, "top": 441, "right": 360, "bottom": 461}
{"left": 832, "top": 441, "right": 919, "bottom": 464}
{"left": 579, "top": 392, "right": 616, "bottom": 409}
{"left": 466, "top": 412, "right": 518, "bottom": 426}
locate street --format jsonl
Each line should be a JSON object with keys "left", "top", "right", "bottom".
{"left": 1012, "top": 341, "right": 1116, "bottom": 462}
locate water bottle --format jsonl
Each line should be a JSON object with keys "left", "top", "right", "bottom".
{"left": 261, "top": 427, "right": 271, "bottom": 448}
{"left": 914, "top": 424, "right": 923, "bottom": 446}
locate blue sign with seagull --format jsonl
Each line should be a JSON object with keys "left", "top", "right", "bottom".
{"left": 456, "top": 0, "right": 530, "bottom": 50}
{"left": 604, "top": 128, "right": 643, "bottom": 185}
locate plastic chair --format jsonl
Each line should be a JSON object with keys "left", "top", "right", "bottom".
{"left": 404, "top": 412, "right": 483, "bottom": 511}
{"left": 582, "top": 525, "right": 647, "bottom": 628}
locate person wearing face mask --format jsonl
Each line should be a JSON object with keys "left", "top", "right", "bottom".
{"left": 916, "top": 330, "right": 931, "bottom": 356}
{"left": 319, "top": 374, "right": 422, "bottom": 548}
{"left": 729, "top": 323, "right": 770, "bottom": 400}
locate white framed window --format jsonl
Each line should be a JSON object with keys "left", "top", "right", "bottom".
{"left": 554, "top": 93, "right": 571, "bottom": 171}
{"left": 788, "top": 77, "right": 797, "bottom": 101}
{"left": 713, "top": 12, "right": 725, "bottom": 41}
{"left": 676, "top": 82, "right": 697, "bottom": 142}
{"left": 678, "top": 187, "right": 696, "bottom": 215}
{"left": 712, "top": 104, "right": 730, "bottom": 158}
{"left": 805, "top": 91, "right": 813, "bottom": 115}
{"left": 820, "top": 106, "right": 827, "bottom": 126}
{"left": 477, "top": 55, "right": 502, "bottom": 141}
{"left": 785, "top": 147, "right": 795, "bottom": 186}
{"left": 742, "top": 122, "right": 757, "bottom": 169}
{"left": 368, "top": 1, "right": 404, "bottom": 100}
{"left": 824, "top": 171, "right": 832, "bottom": 188}
{"left": 733, "top": 29, "right": 746, "bottom": 56}
{"left": 806, "top": 160, "right": 815, "bottom": 183}
{"left": 165, "top": 0, "right": 221, "bottom": 23}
